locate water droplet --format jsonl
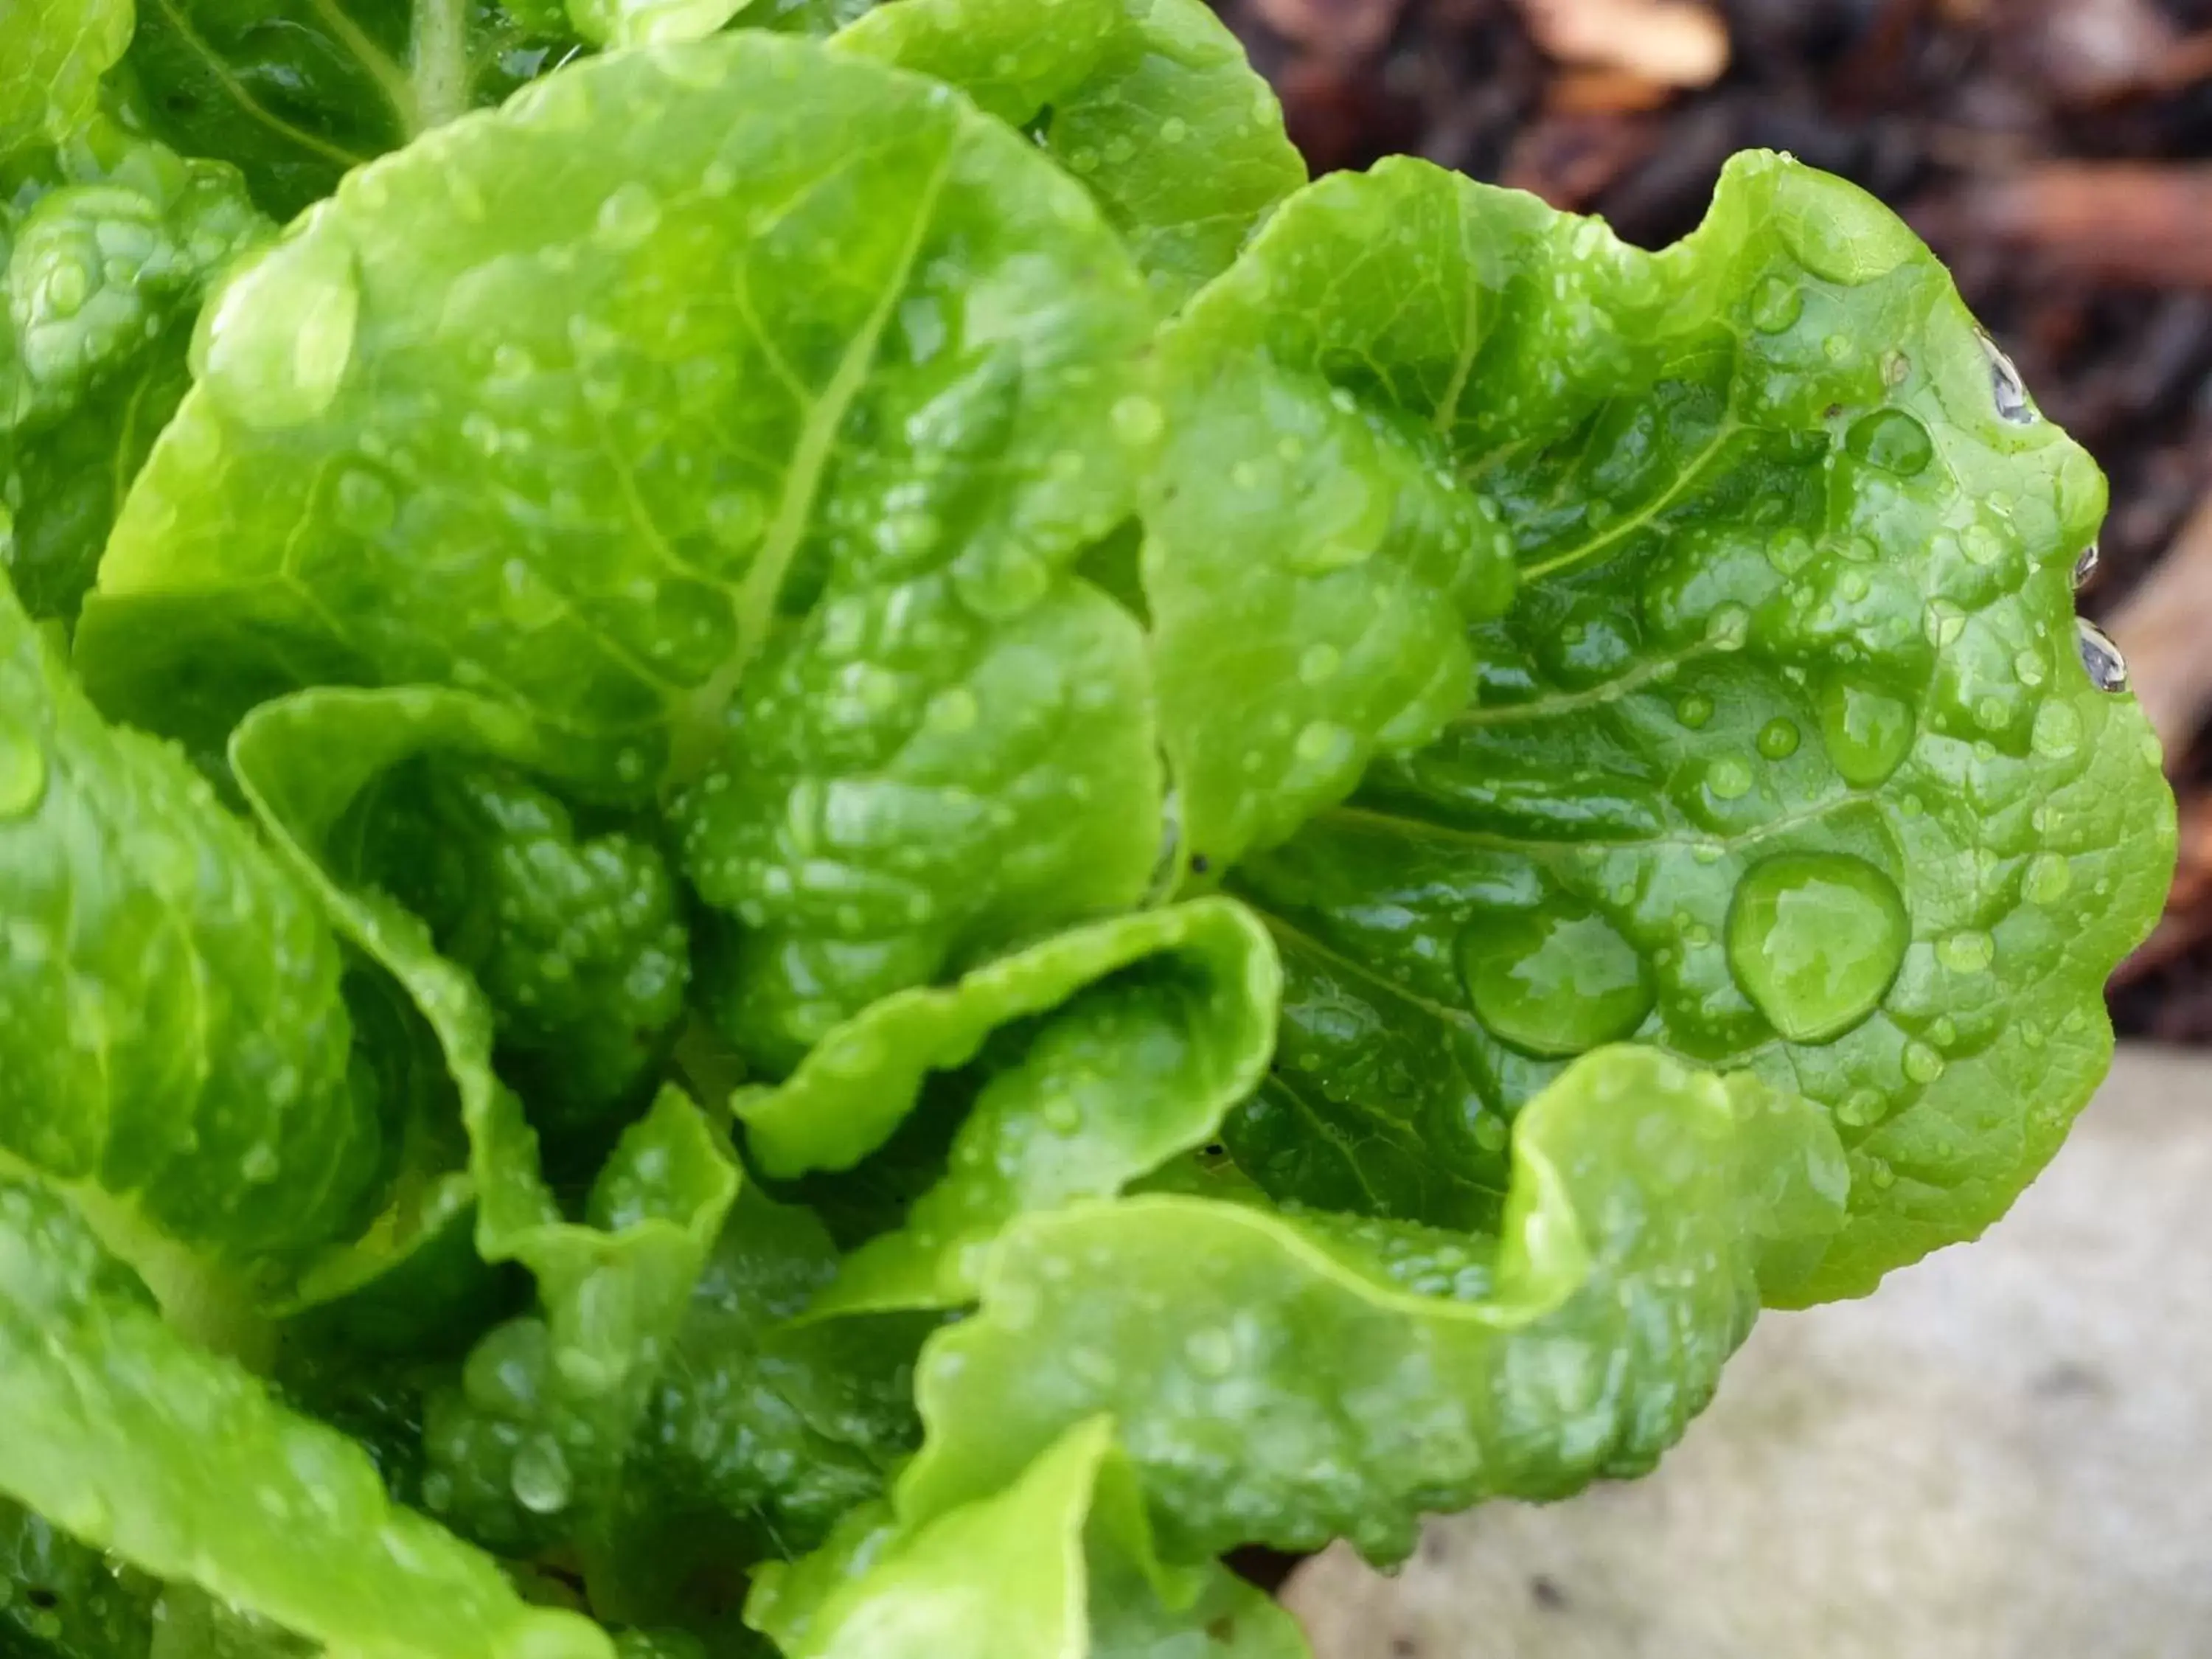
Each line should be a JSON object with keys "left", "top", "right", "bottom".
{"left": 1725, "top": 854, "right": 1908, "bottom": 1042}
{"left": 1902, "top": 1040, "right": 1946, "bottom": 1084}
{"left": 1836, "top": 1088, "right": 1888, "bottom": 1128}
{"left": 241, "top": 1141, "right": 279, "bottom": 1182}
{"left": 1845, "top": 408, "right": 1933, "bottom": 476}
{"left": 1299, "top": 643, "right": 1342, "bottom": 686}
{"left": 510, "top": 1436, "right": 571, "bottom": 1514}
{"left": 1706, "top": 604, "right": 1751, "bottom": 651}
{"left": 0, "top": 717, "right": 47, "bottom": 819}
{"left": 1294, "top": 720, "right": 1353, "bottom": 768}
{"left": 1961, "top": 524, "right": 2005, "bottom": 567}
{"left": 2031, "top": 699, "right": 2082, "bottom": 759}
{"left": 1675, "top": 692, "right": 1714, "bottom": 729}
{"left": 1708, "top": 757, "right": 1754, "bottom": 801}
{"left": 1756, "top": 717, "right": 1801, "bottom": 759}
{"left": 1812, "top": 679, "right": 1913, "bottom": 789}
{"left": 2014, "top": 647, "right": 2046, "bottom": 689}
{"left": 1924, "top": 602, "right": 1965, "bottom": 649}
{"left": 2023, "top": 852, "right": 2072, "bottom": 905}
{"left": 2073, "top": 540, "right": 2101, "bottom": 591}
{"left": 1776, "top": 178, "right": 1917, "bottom": 285}
{"left": 1183, "top": 1326, "right": 1236, "bottom": 1379}
{"left": 1110, "top": 394, "right": 1163, "bottom": 447}
{"left": 1749, "top": 275, "right": 1804, "bottom": 333}
{"left": 594, "top": 182, "right": 663, "bottom": 251}
{"left": 197, "top": 227, "right": 361, "bottom": 429}
{"left": 1936, "top": 930, "right": 1994, "bottom": 973}
{"left": 1161, "top": 117, "right": 1190, "bottom": 145}
{"left": 1978, "top": 327, "right": 2035, "bottom": 423}
{"left": 2076, "top": 618, "right": 2127, "bottom": 692}
{"left": 1460, "top": 906, "right": 1654, "bottom": 1057}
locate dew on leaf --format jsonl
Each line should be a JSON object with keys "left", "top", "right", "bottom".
{"left": 1674, "top": 692, "right": 1713, "bottom": 729}
{"left": 1836, "top": 1088, "right": 1888, "bottom": 1127}
{"left": 1725, "top": 854, "right": 1907, "bottom": 1042}
{"left": 2023, "top": 852, "right": 2073, "bottom": 905}
{"left": 333, "top": 467, "right": 398, "bottom": 537}
{"left": 1707, "top": 757, "right": 1753, "bottom": 801}
{"left": 1183, "top": 1326, "right": 1236, "bottom": 1379}
{"left": 1936, "top": 930, "right": 1994, "bottom": 974}
{"left": 1298, "top": 643, "right": 1341, "bottom": 686}
{"left": 2076, "top": 618, "right": 2128, "bottom": 692}
{"left": 2073, "top": 540, "right": 2101, "bottom": 590}
{"left": 1902, "top": 1040, "right": 1946, "bottom": 1084}
{"left": 1756, "top": 717, "right": 1800, "bottom": 759}
{"left": 196, "top": 229, "right": 361, "bottom": 430}
{"left": 509, "top": 1436, "right": 572, "bottom": 1515}
{"left": 1844, "top": 409, "right": 1933, "bottom": 476}
{"left": 1459, "top": 906, "right": 1652, "bottom": 1057}
{"left": 2031, "top": 699, "right": 2082, "bottom": 759}
{"left": 1978, "top": 327, "right": 2035, "bottom": 423}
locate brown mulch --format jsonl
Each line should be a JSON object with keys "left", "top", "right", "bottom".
{"left": 1211, "top": 0, "right": 2212, "bottom": 1042}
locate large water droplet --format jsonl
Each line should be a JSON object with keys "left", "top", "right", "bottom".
{"left": 1726, "top": 854, "right": 1908, "bottom": 1042}
{"left": 1459, "top": 906, "right": 1654, "bottom": 1057}
{"left": 1845, "top": 408, "right": 1933, "bottom": 476}
{"left": 0, "top": 717, "right": 47, "bottom": 819}
{"left": 1977, "top": 327, "right": 2035, "bottom": 424}
{"left": 2023, "top": 852, "right": 2072, "bottom": 905}
{"left": 2031, "top": 699, "right": 2083, "bottom": 758}
{"left": 1749, "top": 275, "right": 1804, "bottom": 333}
{"left": 2076, "top": 618, "right": 2127, "bottom": 692}
{"left": 594, "top": 181, "right": 664, "bottom": 251}
{"left": 510, "top": 1436, "right": 571, "bottom": 1514}
{"left": 196, "top": 226, "right": 361, "bottom": 430}
{"left": 1817, "top": 677, "right": 1915, "bottom": 786}
{"left": 1757, "top": 717, "right": 1801, "bottom": 759}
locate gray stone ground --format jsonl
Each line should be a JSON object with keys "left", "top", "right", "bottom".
{"left": 1284, "top": 1044, "right": 2212, "bottom": 1659}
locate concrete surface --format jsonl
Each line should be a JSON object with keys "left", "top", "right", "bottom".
{"left": 1284, "top": 1044, "right": 2212, "bottom": 1659}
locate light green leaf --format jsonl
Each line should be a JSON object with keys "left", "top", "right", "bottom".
{"left": 350, "top": 758, "right": 691, "bottom": 1139}
{"left": 229, "top": 686, "right": 739, "bottom": 1551}
{"left": 585, "top": 1184, "right": 925, "bottom": 1624}
{"left": 122, "top": 0, "right": 574, "bottom": 217}
{"left": 0, "top": 571, "right": 379, "bottom": 1310}
{"left": 1154, "top": 150, "right": 2174, "bottom": 1298}
{"left": 900, "top": 1047, "right": 1844, "bottom": 1564}
{"left": 751, "top": 1418, "right": 1310, "bottom": 1659}
{"left": 0, "top": 0, "right": 131, "bottom": 158}
{"left": 675, "top": 577, "right": 1162, "bottom": 1071}
{"left": 737, "top": 899, "right": 1274, "bottom": 1182}
{"left": 836, "top": 0, "right": 1305, "bottom": 309}
{"left": 2, "top": 122, "right": 268, "bottom": 621}
{"left": 0, "top": 1174, "right": 613, "bottom": 1659}
{"left": 813, "top": 899, "right": 1279, "bottom": 1315}
{"left": 87, "top": 36, "right": 1154, "bottom": 785}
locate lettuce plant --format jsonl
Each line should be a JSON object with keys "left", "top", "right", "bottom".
{"left": 0, "top": 0, "right": 2176, "bottom": 1653}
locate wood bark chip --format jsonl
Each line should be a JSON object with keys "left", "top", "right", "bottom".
{"left": 1511, "top": 0, "right": 1730, "bottom": 88}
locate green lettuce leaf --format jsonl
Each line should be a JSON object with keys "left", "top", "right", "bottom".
{"left": 0, "top": 1173, "right": 613, "bottom": 1659}
{"left": 749, "top": 1418, "right": 1310, "bottom": 1659}
{"left": 1149, "top": 150, "right": 2174, "bottom": 1299}
{"left": 737, "top": 899, "right": 1274, "bottom": 1183}
{"left": 802, "top": 899, "right": 1280, "bottom": 1315}
{"left": 123, "top": 0, "right": 576, "bottom": 217}
{"left": 0, "top": 0, "right": 131, "bottom": 158}
{"left": 83, "top": 35, "right": 1166, "bottom": 1057}
{"left": 348, "top": 757, "right": 691, "bottom": 1144}
{"left": 835, "top": 0, "right": 1304, "bottom": 308}
{"left": 229, "top": 686, "right": 739, "bottom": 1557}
{"left": 899, "top": 1047, "right": 1844, "bottom": 1564}
{"left": 0, "top": 566, "right": 381, "bottom": 1318}
{"left": 3, "top": 119, "right": 268, "bottom": 620}
{"left": 583, "top": 1184, "right": 925, "bottom": 1629}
